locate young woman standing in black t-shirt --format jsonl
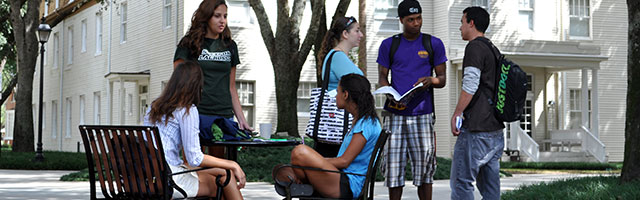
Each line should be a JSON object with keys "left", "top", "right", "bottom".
{"left": 173, "top": 0, "right": 253, "bottom": 157}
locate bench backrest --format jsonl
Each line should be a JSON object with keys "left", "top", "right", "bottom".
{"left": 79, "top": 125, "right": 171, "bottom": 200}
{"left": 359, "top": 129, "right": 391, "bottom": 200}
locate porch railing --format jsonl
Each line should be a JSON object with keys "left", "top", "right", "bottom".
{"left": 580, "top": 126, "right": 607, "bottom": 163}
{"left": 509, "top": 122, "right": 539, "bottom": 162}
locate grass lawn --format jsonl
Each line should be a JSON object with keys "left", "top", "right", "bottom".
{"left": 501, "top": 176, "right": 640, "bottom": 200}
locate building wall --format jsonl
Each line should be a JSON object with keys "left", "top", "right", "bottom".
{"left": 33, "top": 0, "right": 627, "bottom": 161}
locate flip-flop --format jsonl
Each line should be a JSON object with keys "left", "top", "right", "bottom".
{"left": 274, "top": 176, "right": 314, "bottom": 197}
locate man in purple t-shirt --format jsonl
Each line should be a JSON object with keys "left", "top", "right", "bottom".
{"left": 376, "top": 0, "right": 447, "bottom": 199}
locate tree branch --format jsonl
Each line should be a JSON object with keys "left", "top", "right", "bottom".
{"left": 248, "top": 0, "right": 276, "bottom": 58}
{"left": 332, "top": 0, "right": 351, "bottom": 24}
{"left": 290, "top": 0, "right": 305, "bottom": 38}
{"left": 296, "top": 0, "right": 325, "bottom": 68}
{"left": 0, "top": 75, "right": 17, "bottom": 106}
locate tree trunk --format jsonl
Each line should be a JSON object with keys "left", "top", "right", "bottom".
{"left": 622, "top": 0, "right": 640, "bottom": 183}
{"left": 9, "top": 0, "right": 40, "bottom": 152}
{"left": 358, "top": 0, "right": 367, "bottom": 75}
{"left": 313, "top": 7, "right": 327, "bottom": 87}
{"left": 249, "top": 0, "right": 325, "bottom": 136}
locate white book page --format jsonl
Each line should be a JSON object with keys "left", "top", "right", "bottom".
{"left": 373, "top": 83, "right": 424, "bottom": 101}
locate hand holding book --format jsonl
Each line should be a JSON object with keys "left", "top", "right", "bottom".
{"left": 374, "top": 82, "right": 424, "bottom": 105}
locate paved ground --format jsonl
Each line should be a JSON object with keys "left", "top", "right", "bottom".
{"left": 0, "top": 169, "right": 607, "bottom": 199}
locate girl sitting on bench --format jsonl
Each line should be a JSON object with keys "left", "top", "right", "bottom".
{"left": 145, "top": 61, "right": 245, "bottom": 199}
{"left": 274, "top": 73, "right": 382, "bottom": 199}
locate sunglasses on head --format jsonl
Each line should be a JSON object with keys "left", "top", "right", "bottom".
{"left": 345, "top": 16, "right": 356, "bottom": 28}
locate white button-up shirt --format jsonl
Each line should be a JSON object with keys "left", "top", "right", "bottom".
{"left": 144, "top": 105, "right": 204, "bottom": 167}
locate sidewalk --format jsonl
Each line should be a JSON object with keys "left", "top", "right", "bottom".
{"left": 0, "top": 169, "right": 602, "bottom": 199}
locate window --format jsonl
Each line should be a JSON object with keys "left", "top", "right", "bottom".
{"left": 33, "top": 104, "right": 37, "bottom": 129}
{"left": 52, "top": 100, "right": 58, "bottom": 138}
{"left": 55, "top": 0, "right": 59, "bottom": 9}
{"left": 42, "top": 103, "right": 46, "bottom": 129}
{"left": 374, "top": 0, "right": 400, "bottom": 31}
{"left": 67, "top": 26, "right": 73, "bottom": 65}
{"left": 44, "top": 2, "right": 48, "bottom": 16}
{"left": 65, "top": 97, "right": 72, "bottom": 137}
{"left": 53, "top": 33, "right": 59, "bottom": 69}
{"left": 94, "top": 92, "right": 101, "bottom": 124}
{"left": 81, "top": 20, "right": 87, "bottom": 53}
{"left": 95, "top": 13, "right": 103, "bottom": 55}
{"left": 297, "top": 82, "right": 316, "bottom": 116}
{"left": 569, "top": 0, "right": 590, "bottom": 38}
{"left": 569, "top": 89, "right": 591, "bottom": 129}
{"left": 519, "top": 0, "right": 534, "bottom": 30}
{"left": 163, "top": 0, "right": 172, "bottom": 28}
{"left": 161, "top": 81, "right": 168, "bottom": 91}
{"left": 120, "top": 2, "right": 127, "bottom": 43}
{"left": 128, "top": 93, "right": 133, "bottom": 116}
{"left": 228, "top": 1, "right": 253, "bottom": 26}
{"left": 520, "top": 75, "right": 533, "bottom": 136}
{"left": 236, "top": 81, "right": 255, "bottom": 127}
{"left": 472, "top": 0, "right": 489, "bottom": 10}
{"left": 472, "top": 0, "right": 490, "bottom": 32}
{"left": 79, "top": 95, "right": 85, "bottom": 125}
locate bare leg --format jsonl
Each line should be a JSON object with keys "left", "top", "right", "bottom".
{"left": 389, "top": 187, "right": 403, "bottom": 200}
{"left": 418, "top": 184, "right": 432, "bottom": 200}
{"left": 197, "top": 168, "right": 243, "bottom": 200}
{"left": 289, "top": 144, "right": 342, "bottom": 198}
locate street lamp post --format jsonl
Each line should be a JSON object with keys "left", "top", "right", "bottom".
{"left": 35, "top": 17, "right": 51, "bottom": 162}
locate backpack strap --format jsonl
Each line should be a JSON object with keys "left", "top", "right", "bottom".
{"left": 312, "top": 51, "right": 338, "bottom": 147}
{"left": 388, "top": 34, "right": 403, "bottom": 68}
{"left": 475, "top": 37, "right": 502, "bottom": 108}
{"left": 388, "top": 33, "right": 438, "bottom": 118}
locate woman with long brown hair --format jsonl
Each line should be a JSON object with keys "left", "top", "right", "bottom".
{"left": 145, "top": 61, "right": 245, "bottom": 199}
{"left": 173, "top": 0, "right": 253, "bottom": 149}
{"left": 313, "top": 16, "right": 364, "bottom": 157}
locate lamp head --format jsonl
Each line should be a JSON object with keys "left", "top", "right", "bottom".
{"left": 37, "top": 17, "right": 52, "bottom": 43}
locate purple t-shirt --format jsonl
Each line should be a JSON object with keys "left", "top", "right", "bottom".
{"left": 376, "top": 34, "right": 448, "bottom": 116}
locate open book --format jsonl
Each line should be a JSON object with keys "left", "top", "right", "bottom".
{"left": 373, "top": 83, "right": 424, "bottom": 104}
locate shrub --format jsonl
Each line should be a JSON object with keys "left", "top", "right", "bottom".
{"left": 0, "top": 150, "right": 86, "bottom": 170}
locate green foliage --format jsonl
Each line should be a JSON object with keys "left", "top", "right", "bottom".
{"left": 500, "top": 162, "right": 622, "bottom": 171}
{"left": 0, "top": 150, "right": 87, "bottom": 170}
{"left": 501, "top": 176, "right": 640, "bottom": 200}
{"left": 60, "top": 168, "right": 94, "bottom": 181}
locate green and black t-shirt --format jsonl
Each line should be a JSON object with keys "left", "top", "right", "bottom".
{"left": 173, "top": 38, "right": 240, "bottom": 118}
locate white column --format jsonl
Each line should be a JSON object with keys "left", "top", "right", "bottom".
{"left": 592, "top": 69, "right": 599, "bottom": 138}
{"left": 581, "top": 69, "right": 589, "bottom": 129}
{"left": 120, "top": 78, "right": 125, "bottom": 125}
{"left": 108, "top": 80, "right": 113, "bottom": 125}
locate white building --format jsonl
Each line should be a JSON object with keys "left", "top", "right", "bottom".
{"left": 29, "top": 0, "right": 626, "bottom": 162}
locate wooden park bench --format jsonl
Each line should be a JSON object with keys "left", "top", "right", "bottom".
{"left": 79, "top": 125, "right": 231, "bottom": 200}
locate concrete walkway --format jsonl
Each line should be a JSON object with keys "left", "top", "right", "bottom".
{"left": 0, "top": 169, "right": 607, "bottom": 199}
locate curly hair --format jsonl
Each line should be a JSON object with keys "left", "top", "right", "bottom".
{"left": 317, "top": 16, "right": 358, "bottom": 63}
{"left": 149, "top": 61, "right": 204, "bottom": 125}
{"left": 178, "top": 0, "right": 232, "bottom": 59}
{"left": 338, "top": 73, "right": 379, "bottom": 122}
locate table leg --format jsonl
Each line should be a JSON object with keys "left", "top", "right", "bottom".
{"left": 228, "top": 146, "right": 238, "bottom": 161}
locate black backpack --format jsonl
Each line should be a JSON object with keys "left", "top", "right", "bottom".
{"left": 388, "top": 33, "right": 436, "bottom": 116}
{"left": 476, "top": 38, "right": 527, "bottom": 122}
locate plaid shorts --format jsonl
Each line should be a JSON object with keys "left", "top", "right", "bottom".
{"left": 380, "top": 113, "right": 436, "bottom": 187}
